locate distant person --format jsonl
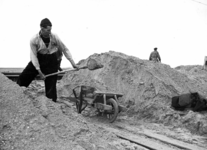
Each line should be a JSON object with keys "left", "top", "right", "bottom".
{"left": 17, "top": 18, "right": 79, "bottom": 102}
{"left": 203, "top": 56, "right": 207, "bottom": 70}
{"left": 149, "top": 47, "right": 161, "bottom": 62}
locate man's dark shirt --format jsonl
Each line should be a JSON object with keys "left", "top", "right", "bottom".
{"left": 40, "top": 35, "right": 50, "bottom": 48}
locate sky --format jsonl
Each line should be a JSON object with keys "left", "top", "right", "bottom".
{"left": 0, "top": 0, "right": 207, "bottom": 68}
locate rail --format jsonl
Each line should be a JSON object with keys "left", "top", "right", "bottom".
{"left": 1, "top": 72, "right": 65, "bottom": 81}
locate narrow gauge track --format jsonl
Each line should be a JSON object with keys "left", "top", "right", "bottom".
{"left": 97, "top": 120, "right": 207, "bottom": 150}
{"left": 1, "top": 72, "right": 65, "bottom": 81}
{"left": 72, "top": 109, "right": 206, "bottom": 150}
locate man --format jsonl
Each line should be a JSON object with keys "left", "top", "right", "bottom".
{"left": 17, "top": 18, "right": 79, "bottom": 102}
{"left": 149, "top": 47, "right": 161, "bottom": 62}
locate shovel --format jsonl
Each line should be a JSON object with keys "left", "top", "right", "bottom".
{"left": 45, "top": 58, "right": 103, "bottom": 78}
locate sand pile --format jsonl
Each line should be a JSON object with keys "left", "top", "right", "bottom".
{"left": 1, "top": 50, "right": 207, "bottom": 149}
{"left": 0, "top": 74, "right": 141, "bottom": 150}
{"left": 60, "top": 51, "right": 207, "bottom": 136}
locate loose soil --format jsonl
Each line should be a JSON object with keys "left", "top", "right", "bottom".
{"left": 1, "top": 51, "right": 207, "bottom": 150}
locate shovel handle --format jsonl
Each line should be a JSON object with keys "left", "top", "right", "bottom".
{"left": 45, "top": 58, "right": 103, "bottom": 78}
{"left": 45, "top": 68, "right": 76, "bottom": 78}
{"left": 45, "top": 66, "right": 88, "bottom": 78}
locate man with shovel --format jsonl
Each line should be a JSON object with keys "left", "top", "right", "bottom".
{"left": 17, "top": 18, "right": 79, "bottom": 102}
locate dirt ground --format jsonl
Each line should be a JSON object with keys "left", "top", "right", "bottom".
{"left": 1, "top": 51, "right": 207, "bottom": 150}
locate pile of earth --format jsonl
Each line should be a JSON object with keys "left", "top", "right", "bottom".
{"left": 0, "top": 74, "right": 144, "bottom": 150}
{"left": 59, "top": 51, "right": 207, "bottom": 136}
{"left": 1, "top": 50, "right": 207, "bottom": 149}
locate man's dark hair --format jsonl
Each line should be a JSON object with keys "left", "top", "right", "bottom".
{"left": 40, "top": 18, "right": 52, "bottom": 28}
{"left": 154, "top": 47, "right": 157, "bottom": 51}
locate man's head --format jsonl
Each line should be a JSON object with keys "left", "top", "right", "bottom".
{"left": 154, "top": 47, "right": 157, "bottom": 51}
{"left": 40, "top": 18, "right": 52, "bottom": 28}
{"left": 40, "top": 18, "right": 52, "bottom": 37}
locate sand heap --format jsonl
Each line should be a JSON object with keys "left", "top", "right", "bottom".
{"left": 60, "top": 51, "right": 207, "bottom": 135}
{"left": 0, "top": 73, "right": 141, "bottom": 150}
{"left": 1, "top": 51, "right": 207, "bottom": 149}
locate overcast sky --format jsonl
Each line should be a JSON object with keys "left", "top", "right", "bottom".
{"left": 0, "top": 0, "right": 207, "bottom": 68}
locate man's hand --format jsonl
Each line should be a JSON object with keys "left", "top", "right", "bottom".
{"left": 37, "top": 69, "right": 45, "bottom": 80}
{"left": 72, "top": 64, "right": 80, "bottom": 70}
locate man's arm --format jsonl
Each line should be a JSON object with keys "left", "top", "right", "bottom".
{"left": 30, "top": 39, "right": 40, "bottom": 70}
{"left": 157, "top": 52, "right": 161, "bottom": 62}
{"left": 30, "top": 38, "right": 45, "bottom": 79}
{"left": 54, "top": 34, "right": 78, "bottom": 68}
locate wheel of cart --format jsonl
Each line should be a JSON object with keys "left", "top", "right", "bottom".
{"left": 105, "top": 98, "right": 119, "bottom": 123}
{"left": 94, "top": 92, "right": 122, "bottom": 123}
{"left": 72, "top": 85, "right": 123, "bottom": 123}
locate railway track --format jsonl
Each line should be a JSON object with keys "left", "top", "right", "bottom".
{"left": 111, "top": 126, "right": 206, "bottom": 150}
{"left": 74, "top": 110, "right": 207, "bottom": 150}
{"left": 1, "top": 72, "right": 65, "bottom": 81}
{"left": 99, "top": 122, "right": 207, "bottom": 150}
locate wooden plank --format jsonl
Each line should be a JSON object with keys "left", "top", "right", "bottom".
{"left": 138, "top": 129, "right": 206, "bottom": 150}
{"left": 110, "top": 128, "right": 178, "bottom": 150}
{"left": 115, "top": 125, "right": 207, "bottom": 150}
